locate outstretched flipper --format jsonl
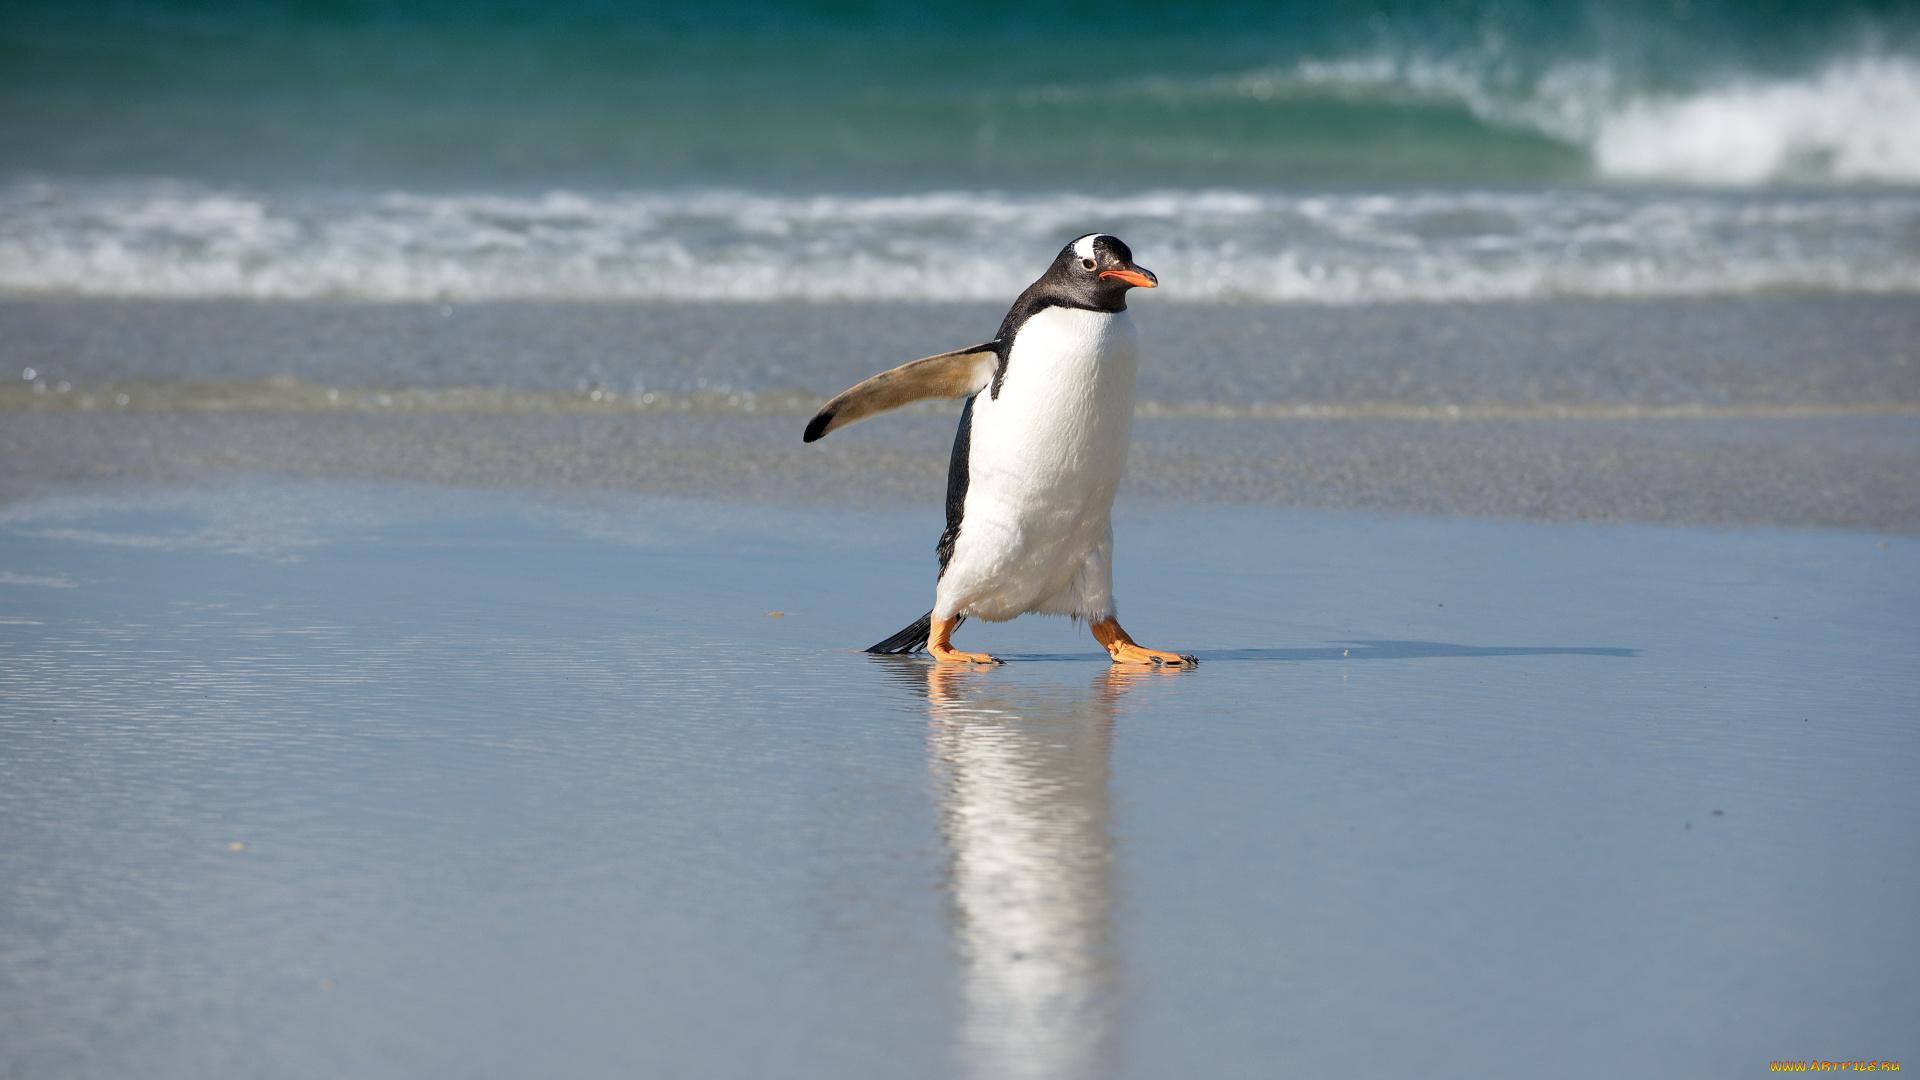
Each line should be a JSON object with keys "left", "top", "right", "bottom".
{"left": 804, "top": 342, "right": 1000, "bottom": 443}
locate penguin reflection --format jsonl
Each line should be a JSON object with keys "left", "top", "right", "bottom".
{"left": 907, "top": 663, "right": 1183, "bottom": 1080}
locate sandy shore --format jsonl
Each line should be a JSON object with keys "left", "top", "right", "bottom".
{"left": 6, "top": 296, "right": 1916, "bottom": 1073}
{"left": 6, "top": 295, "right": 1915, "bottom": 403}
{"left": 3, "top": 411, "right": 1915, "bottom": 531}
{"left": 3, "top": 297, "right": 1916, "bottom": 530}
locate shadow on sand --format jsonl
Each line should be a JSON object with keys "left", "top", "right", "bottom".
{"left": 960, "top": 639, "right": 1638, "bottom": 665}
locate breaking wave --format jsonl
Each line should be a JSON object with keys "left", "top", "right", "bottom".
{"left": 1590, "top": 57, "right": 1920, "bottom": 185}
{"left": 1187, "top": 53, "right": 1920, "bottom": 187}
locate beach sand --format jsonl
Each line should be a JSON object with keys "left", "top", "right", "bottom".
{"left": 3, "top": 298, "right": 1917, "bottom": 1077}
{"left": 3, "top": 297, "right": 1918, "bottom": 530}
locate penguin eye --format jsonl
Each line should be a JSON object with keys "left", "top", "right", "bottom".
{"left": 1080, "top": 257, "right": 1097, "bottom": 271}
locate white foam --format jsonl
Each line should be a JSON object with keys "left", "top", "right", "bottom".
{"left": 1, "top": 182, "right": 1916, "bottom": 303}
{"left": 1594, "top": 57, "right": 1920, "bottom": 185}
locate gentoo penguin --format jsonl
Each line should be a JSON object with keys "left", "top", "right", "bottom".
{"left": 804, "top": 234, "right": 1197, "bottom": 667}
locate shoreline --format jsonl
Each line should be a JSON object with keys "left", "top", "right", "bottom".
{"left": 5, "top": 411, "right": 1915, "bottom": 534}
{"left": 7, "top": 375, "right": 1920, "bottom": 421}
{"left": 5, "top": 295, "right": 1916, "bottom": 532}
{"left": 5, "top": 295, "right": 1916, "bottom": 405}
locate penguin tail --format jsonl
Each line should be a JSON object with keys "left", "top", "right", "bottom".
{"left": 867, "top": 611, "right": 953, "bottom": 655}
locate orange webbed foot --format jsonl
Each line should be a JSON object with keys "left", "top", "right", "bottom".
{"left": 1089, "top": 617, "right": 1197, "bottom": 667}
{"left": 929, "top": 643, "right": 1003, "bottom": 665}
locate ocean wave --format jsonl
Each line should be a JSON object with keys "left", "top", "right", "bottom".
{"left": 9, "top": 0, "right": 1920, "bottom": 190}
{"left": 3, "top": 183, "right": 1917, "bottom": 303}
{"left": 1184, "top": 53, "right": 1920, "bottom": 187}
{"left": 1592, "top": 57, "right": 1920, "bottom": 185}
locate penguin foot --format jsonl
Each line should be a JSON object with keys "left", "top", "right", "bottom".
{"left": 929, "top": 615, "right": 1002, "bottom": 665}
{"left": 1090, "top": 617, "right": 1198, "bottom": 667}
{"left": 1108, "top": 644, "right": 1198, "bottom": 666}
{"left": 929, "top": 643, "right": 1003, "bottom": 665}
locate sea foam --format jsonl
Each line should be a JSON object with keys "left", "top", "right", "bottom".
{"left": 2, "top": 183, "right": 1916, "bottom": 303}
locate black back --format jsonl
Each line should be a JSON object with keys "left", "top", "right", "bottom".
{"left": 936, "top": 394, "right": 975, "bottom": 575}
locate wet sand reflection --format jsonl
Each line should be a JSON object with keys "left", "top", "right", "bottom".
{"left": 896, "top": 661, "right": 1189, "bottom": 1080}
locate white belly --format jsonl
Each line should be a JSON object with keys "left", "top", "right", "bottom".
{"left": 935, "top": 306, "right": 1138, "bottom": 623}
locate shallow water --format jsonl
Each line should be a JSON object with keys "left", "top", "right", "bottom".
{"left": 2, "top": 483, "right": 1914, "bottom": 1077}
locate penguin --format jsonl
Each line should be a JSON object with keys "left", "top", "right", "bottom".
{"left": 804, "top": 234, "right": 1197, "bottom": 667}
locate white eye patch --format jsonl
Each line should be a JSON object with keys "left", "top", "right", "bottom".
{"left": 1071, "top": 234, "right": 1101, "bottom": 261}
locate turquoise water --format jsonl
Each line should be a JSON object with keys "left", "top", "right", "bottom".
{"left": 3, "top": 0, "right": 1919, "bottom": 303}
{"left": 4, "top": 0, "right": 1918, "bottom": 187}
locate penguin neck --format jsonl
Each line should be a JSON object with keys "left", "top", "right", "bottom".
{"left": 995, "top": 290, "right": 1126, "bottom": 346}
{"left": 986, "top": 277, "right": 1134, "bottom": 400}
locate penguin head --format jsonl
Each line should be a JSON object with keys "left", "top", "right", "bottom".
{"left": 1048, "top": 234, "right": 1158, "bottom": 308}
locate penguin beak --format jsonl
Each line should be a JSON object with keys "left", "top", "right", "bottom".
{"left": 1099, "top": 267, "right": 1158, "bottom": 288}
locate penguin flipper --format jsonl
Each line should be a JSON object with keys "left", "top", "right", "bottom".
{"left": 804, "top": 343, "right": 999, "bottom": 442}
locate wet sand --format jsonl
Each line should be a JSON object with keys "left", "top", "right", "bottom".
{"left": 1, "top": 485, "right": 1915, "bottom": 1078}
{"left": 5, "top": 410, "right": 1917, "bottom": 531}
{"left": 3, "top": 298, "right": 1918, "bottom": 1076}
{"left": 6, "top": 296, "right": 1917, "bottom": 405}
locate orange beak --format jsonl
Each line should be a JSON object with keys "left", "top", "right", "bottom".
{"left": 1099, "top": 268, "right": 1158, "bottom": 288}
